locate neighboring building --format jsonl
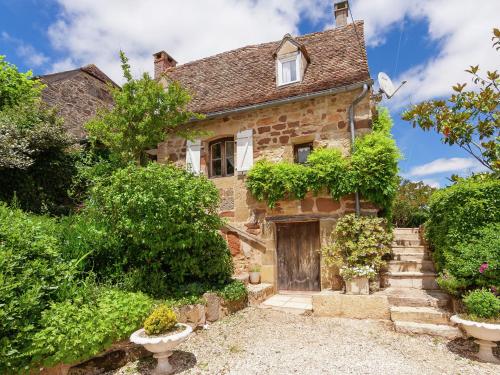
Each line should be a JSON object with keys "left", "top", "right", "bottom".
{"left": 156, "top": 1, "right": 374, "bottom": 291}
{"left": 39, "top": 65, "right": 118, "bottom": 140}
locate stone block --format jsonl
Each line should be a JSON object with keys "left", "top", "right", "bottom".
{"left": 203, "top": 292, "right": 221, "bottom": 322}
{"left": 260, "top": 265, "right": 275, "bottom": 284}
{"left": 313, "top": 291, "right": 390, "bottom": 320}
{"left": 316, "top": 198, "right": 341, "bottom": 212}
{"left": 176, "top": 304, "right": 206, "bottom": 327}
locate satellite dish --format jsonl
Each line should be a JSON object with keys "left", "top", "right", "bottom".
{"left": 377, "top": 72, "right": 407, "bottom": 99}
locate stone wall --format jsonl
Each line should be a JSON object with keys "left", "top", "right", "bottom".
{"left": 41, "top": 71, "right": 114, "bottom": 140}
{"left": 158, "top": 88, "right": 374, "bottom": 290}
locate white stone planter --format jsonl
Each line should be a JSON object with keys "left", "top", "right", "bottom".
{"left": 450, "top": 315, "right": 500, "bottom": 363}
{"left": 249, "top": 271, "right": 261, "bottom": 284}
{"left": 130, "top": 323, "right": 192, "bottom": 374}
{"left": 345, "top": 276, "right": 369, "bottom": 295}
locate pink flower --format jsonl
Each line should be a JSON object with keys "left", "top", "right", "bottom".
{"left": 479, "top": 262, "right": 488, "bottom": 273}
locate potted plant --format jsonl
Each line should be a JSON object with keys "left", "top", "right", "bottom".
{"left": 322, "top": 214, "right": 392, "bottom": 294}
{"left": 130, "top": 305, "right": 193, "bottom": 374}
{"left": 341, "top": 265, "right": 376, "bottom": 295}
{"left": 450, "top": 289, "right": 500, "bottom": 363}
{"left": 249, "top": 264, "right": 261, "bottom": 284}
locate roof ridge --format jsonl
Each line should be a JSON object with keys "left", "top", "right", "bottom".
{"left": 168, "top": 21, "right": 364, "bottom": 71}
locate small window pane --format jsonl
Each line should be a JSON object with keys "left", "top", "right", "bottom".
{"left": 211, "top": 142, "right": 222, "bottom": 159}
{"left": 212, "top": 159, "right": 222, "bottom": 176}
{"left": 225, "top": 141, "right": 234, "bottom": 157}
{"left": 296, "top": 144, "right": 312, "bottom": 164}
{"left": 282, "top": 60, "right": 297, "bottom": 83}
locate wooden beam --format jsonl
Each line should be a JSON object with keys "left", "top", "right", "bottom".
{"left": 265, "top": 213, "right": 340, "bottom": 223}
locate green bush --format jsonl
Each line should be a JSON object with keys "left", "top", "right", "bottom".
{"left": 0, "top": 204, "right": 77, "bottom": 373}
{"left": 426, "top": 175, "right": 500, "bottom": 272}
{"left": 79, "top": 163, "right": 233, "bottom": 295}
{"left": 246, "top": 107, "right": 400, "bottom": 215}
{"left": 215, "top": 280, "right": 248, "bottom": 302}
{"left": 322, "top": 214, "right": 393, "bottom": 279}
{"left": 392, "top": 179, "right": 436, "bottom": 227}
{"left": 143, "top": 305, "right": 178, "bottom": 336}
{"left": 463, "top": 289, "right": 500, "bottom": 321}
{"left": 438, "top": 224, "right": 499, "bottom": 295}
{"left": 30, "top": 288, "right": 153, "bottom": 367}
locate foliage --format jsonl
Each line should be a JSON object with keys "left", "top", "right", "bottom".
{"left": 339, "top": 265, "right": 376, "bottom": 280}
{"left": 322, "top": 214, "right": 392, "bottom": 279}
{"left": 30, "top": 288, "right": 153, "bottom": 367}
{"left": 0, "top": 56, "right": 77, "bottom": 215}
{"left": 215, "top": 280, "right": 248, "bottom": 302}
{"left": 437, "top": 224, "right": 499, "bottom": 295}
{"left": 425, "top": 175, "right": 500, "bottom": 272}
{"left": 143, "top": 305, "right": 178, "bottom": 336}
{"left": 246, "top": 107, "right": 400, "bottom": 215}
{"left": 402, "top": 28, "right": 500, "bottom": 171}
{"left": 0, "top": 55, "right": 43, "bottom": 110}
{"left": 463, "top": 289, "right": 500, "bottom": 321}
{"left": 0, "top": 204, "right": 76, "bottom": 373}
{"left": 86, "top": 51, "right": 201, "bottom": 165}
{"left": 77, "top": 162, "right": 233, "bottom": 295}
{"left": 392, "top": 179, "right": 436, "bottom": 227}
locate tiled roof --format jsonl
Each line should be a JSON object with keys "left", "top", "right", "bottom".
{"left": 40, "top": 64, "right": 119, "bottom": 88}
{"left": 163, "top": 21, "right": 370, "bottom": 115}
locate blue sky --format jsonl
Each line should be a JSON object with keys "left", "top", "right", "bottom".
{"left": 1, "top": 0, "right": 498, "bottom": 187}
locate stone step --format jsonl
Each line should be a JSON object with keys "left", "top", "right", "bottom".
{"left": 380, "top": 288, "right": 450, "bottom": 308}
{"left": 390, "top": 306, "right": 450, "bottom": 325}
{"left": 387, "top": 260, "right": 435, "bottom": 272}
{"left": 394, "top": 228, "right": 420, "bottom": 234}
{"left": 392, "top": 239, "right": 422, "bottom": 247}
{"left": 394, "top": 233, "right": 420, "bottom": 241}
{"left": 393, "top": 321, "right": 462, "bottom": 339}
{"left": 392, "top": 252, "right": 431, "bottom": 261}
{"left": 381, "top": 272, "right": 439, "bottom": 289}
{"left": 392, "top": 245, "right": 427, "bottom": 254}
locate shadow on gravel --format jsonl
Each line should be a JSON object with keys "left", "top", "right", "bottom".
{"left": 170, "top": 350, "right": 197, "bottom": 374}
{"left": 447, "top": 337, "right": 500, "bottom": 362}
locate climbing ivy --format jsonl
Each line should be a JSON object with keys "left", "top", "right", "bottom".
{"left": 246, "top": 107, "right": 400, "bottom": 216}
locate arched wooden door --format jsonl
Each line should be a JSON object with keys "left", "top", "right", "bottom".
{"left": 276, "top": 221, "right": 321, "bottom": 291}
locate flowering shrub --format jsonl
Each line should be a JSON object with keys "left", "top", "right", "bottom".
{"left": 322, "top": 214, "right": 392, "bottom": 280}
{"left": 340, "top": 265, "right": 376, "bottom": 280}
{"left": 143, "top": 305, "right": 178, "bottom": 336}
{"left": 463, "top": 289, "right": 500, "bottom": 321}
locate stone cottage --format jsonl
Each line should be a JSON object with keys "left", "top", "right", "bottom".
{"left": 39, "top": 64, "right": 118, "bottom": 140}
{"left": 155, "top": 1, "right": 375, "bottom": 292}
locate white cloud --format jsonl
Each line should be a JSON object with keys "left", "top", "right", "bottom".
{"left": 47, "top": 0, "right": 331, "bottom": 83}
{"left": 420, "top": 179, "right": 440, "bottom": 189}
{"left": 350, "top": 0, "right": 500, "bottom": 107}
{"left": 1, "top": 31, "right": 49, "bottom": 67}
{"left": 406, "top": 157, "right": 487, "bottom": 177}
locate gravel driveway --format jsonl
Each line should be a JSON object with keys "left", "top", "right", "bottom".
{"left": 109, "top": 307, "right": 499, "bottom": 375}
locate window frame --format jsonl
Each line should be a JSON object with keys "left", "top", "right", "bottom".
{"left": 209, "top": 137, "right": 235, "bottom": 178}
{"left": 293, "top": 142, "right": 313, "bottom": 164}
{"left": 277, "top": 52, "right": 301, "bottom": 86}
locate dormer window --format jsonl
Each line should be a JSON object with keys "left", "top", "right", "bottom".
{"left": 274, "top": 33, "right": 310, "bottom": 87}
{"left": 278, "top": 53, "right": 300, "bottom": 85}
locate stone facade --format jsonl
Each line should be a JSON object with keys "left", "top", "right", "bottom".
{"left": 40, "top": 67, "right": 115, "bottom": 140}
{"left": 158, "top": 88, "right": 375, "bottom": 291}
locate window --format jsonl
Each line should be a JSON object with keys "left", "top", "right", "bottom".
{"left": 294, "top": 142, "right": 313, "bottom": 164}
{"left": 278, "top": 52, "right": 301, "bottom": 86}
{"left": 209, "top": 138, "right": 235, "bottom": 177}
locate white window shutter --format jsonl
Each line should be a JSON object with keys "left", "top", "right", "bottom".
{"left": 186, "top": 139, "right": 201, "bottom": 174}
{"left": 236, "top": 129, "right": 253, "bottom": 173}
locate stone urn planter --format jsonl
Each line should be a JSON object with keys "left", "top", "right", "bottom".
{"left": 450, "top": 315, "right": 500, "bottom": 363}
{"left": 345, "top": 276, "right": 369, "bottom": 295}
{"left": 130, "top": 323, "right": 192, "bottom": 374}
{"left": 249, "top": 265, "right": 261, "bottom": 284}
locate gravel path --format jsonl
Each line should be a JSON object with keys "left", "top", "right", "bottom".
{"left": 109, "top": 307, "right": 499, "bottom": 375}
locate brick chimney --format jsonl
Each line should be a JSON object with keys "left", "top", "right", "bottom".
{"left": 153, "top": 51, "right": 177, "bottom": 79}
{"left": 334, "top": 1, "right": 349, "bottom": 27}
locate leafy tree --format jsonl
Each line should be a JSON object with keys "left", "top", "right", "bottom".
{"left": 392, "top": 178, "right": 436, "bottom": 227}
{"left": 402, "top": 28, "right": 500, "bottom": 172}
{"left": 86, "top": 51, "right": 201, "bottom": 165}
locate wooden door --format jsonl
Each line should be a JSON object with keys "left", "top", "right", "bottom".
{"left": 276, "top": 221, "right": 321, "bottom": 291}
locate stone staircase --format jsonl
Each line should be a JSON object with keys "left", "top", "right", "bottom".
{"left": 380, "top": 228, "right": 462, "bottom": 339}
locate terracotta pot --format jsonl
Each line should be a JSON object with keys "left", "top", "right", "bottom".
{"left": 345, "top": 276, "right": 369, "bottom": 295}
{"left": 130, "top": 323, "right": 192, "bottom": 374}
{"left": 450, "top": 315, "right": 500, "bottom": 363}
{"left": 249, "top": 271, "right": 260, "bottom": 284}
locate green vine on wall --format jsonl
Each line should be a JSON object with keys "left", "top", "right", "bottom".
{"left": 246, "top": 108, "right": 401, "bottom": 217}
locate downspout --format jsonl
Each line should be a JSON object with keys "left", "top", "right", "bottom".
{"left": 348, "top": 83, "right": 370, "bottom": 216}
